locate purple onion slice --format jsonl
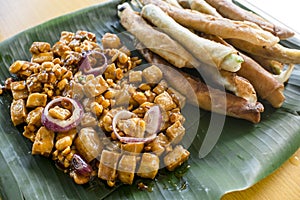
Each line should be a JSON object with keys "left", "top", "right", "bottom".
{"left": 79, "top": 51, "right": 107, "bottom": 76}
{"left": 144, "top": 105, "right": 162, "bottom": 134}
{"left": 41, "top": 97, "right": 84, "bottom": 132}
{"left": 71, "top": 154, "right": 92, "bottom": 176}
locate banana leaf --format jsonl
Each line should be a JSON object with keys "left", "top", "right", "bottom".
{"left": 0, "top": 0, "right": 299, "bottom": 199}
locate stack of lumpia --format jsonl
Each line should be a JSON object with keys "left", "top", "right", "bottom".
{"left": 116, "top": 0, "right": 299, "bottom": 123}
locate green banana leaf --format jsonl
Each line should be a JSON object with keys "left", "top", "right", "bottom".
{"left": 0, "top": 0, "right": 300, "bottom": 199}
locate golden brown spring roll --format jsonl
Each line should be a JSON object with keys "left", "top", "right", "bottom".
{"left": 194, "top": 59, "right": 258, "bottom": 104}
{"left": 177, "top": 0, "right": 190, "bottom": 8}
{"left": 249, "top": 54, "right": 284, "bottom": 75}
{"left": 141, "top": 3, "right": 244, "bottom": 72}
{"left": 238, "top": 55, "right": 285, "bottom": 108}
{"left": 205, "top": 0, "right": 294, "bottom": 39}
{"left": 186, "top": 0, "right": 222, "bottom": 17}
{"left": 190, "top": 0, "right": 222, "bottom": 17}
{"left": 141, "top": 0, "right": 279, "bottom": 46}
{"left": 200, "top": 33, "right": 285, "bottom": 108}
{"left": 195, "top": 66, "right": 257, "bottom": 104}
{"left": 273, "top": 64, "right": 295, "bottom": 84}
{"left": 162, "top": 0, "right": 182, "bottom": 8}
{"left": 219, "top": 70, "right": 257, "bottom": 104}
{"left": 136, "top": 43, "right": 264, "bottom": 123}
{"left": 117, "top": 3, "right": 197, "bottom": 68}
{"left": 119, "top": 3, "right": 256, "bottom": 102}
{"left": 228, "top": 39, "right": 300, "bottom": 64}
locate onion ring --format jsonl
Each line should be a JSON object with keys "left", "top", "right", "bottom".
{"left": 79, "top": 50, "right": 108, "bottom": 76}
{"left": 144, "top": 105, "right": 162, "bottom": 134}
{"left": 41, "top": 97, "right": 84, "bottom": 132}
{"left": 71, "top": 154, "right": 92, "bottom": 176}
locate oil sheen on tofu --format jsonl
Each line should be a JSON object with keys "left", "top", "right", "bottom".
{"left": 6, "top": 31, "right": 190, "bottom": 187}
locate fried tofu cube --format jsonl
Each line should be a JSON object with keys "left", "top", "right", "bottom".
{"left": 26, "top": 107, "right": 43, "bottom": 127}
{"left": 11, "top": 81, "right": 29, "bottom": 100}
{"left": 80, "top": 112, "right": 98, "bottom": 127}
{"left": 56, "top": 128, "right": 77, "bottom": 141}
{"left": 164, "top": 145, "right": 190, "bottom": 171}
{"left": 146, "top": 133, "right": 170, "bottom": 156}
{"left": 26, "top": 76, "right": 42, "bottom": 93}
{"left": 117, "top": 118, "right": 146, "bottom": 138}
{"left": 142, "top": 65, "right": 163, "bottom": 84}
{"left": 74, "top": 127, "right": 103, "bottom": 162}
{"left": 118, "top": 155, "right": 136, "bottom": 185}
{"left": 83, "top": 76, "right": 108, "bottom": 98}
{"left": 48, "top": 106, "right": 71, "bottom": 120}
{"left": 114, "top": 84, "right": 135, "bottom": 105}
{"left": 137, "top": 153, "right": 159, "bottom": 179}
{"left": 121, "top": 142, "right": 144, "bottom": 154}
{"left": 31, "top": 52, "right": 54, "bottom": 63}
{"left": 132, "top": 92, "right": 148, "bottom": 105}
{"left": 70, "top": 80, "right": 84, "bottom": 100}
{"left": 152, "top": 80, "right": 168, "bottom": 95}
{"left": 102, "top": 33, "right": 121, "bottom": 49}
{"left": 23, "top": 125, "right": 36, "bottom": 142}
{"left": 29, "top": 42, "right": 51, "bottom": 54}
{"left": 129, "top": 71, "right": 142, "bottom": 83}
{"left": 11, "top": 89, "right": 29, "bottom": 100}
{"left": 167, "top": 87, "right": 186, "bottom": 109}
{"left": 10, "top": 99, "right": 27, "bottom": 126}
{"left": 26, "top": 93, "right": 47, "bottom": 108}
{"left": 166, "top": 121, "right": 185, "bottom": 144}
{"left": 98, "top": 150, "right": 121, "bottom": 186}
{"left": 154, "top": 91, "right": 177, "bottom": 111}
{"left": 32, "top": 126, "right": 55, "bottom": 157}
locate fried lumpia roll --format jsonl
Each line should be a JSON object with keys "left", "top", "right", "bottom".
{"left": 141, "top": 0, "right": 279, "bottom": 46}
{"left": 170, "top": 0, "right": 219, "bottom": 16}
{"left": 249, "top": 54, "right": 284, "bottom": 75}
{"left": 192, "top": 64, "right": 257, "bottom": 104}
{"left": 177, "top": 0, "right": 190, "bottom": 8}
{"left": 184, "top": 0, "right": 222, "bottom": 17}
{"left": 162, "top": 0, "right": 182, "bottom": 8}
{"left": 119, "top": 3, "right": 255, "bottom": 102}
{"left": 200, "top": 33, "right": 285, "bottom": 108}
{"left": 140, "top": 4, "right": 244, "bottom": 72}
{"left": 273, "top": 64, "right": 295, "bottom": 84}
{"left": 137, "top": 45, "right": 264, "bottom": 123}
{"left": 117, "top": 3, "right": 197, "bottom": 68}
{"left": 205, "top": 0, "right": 294, "bottom": 39}
{"left": 181, "top": 71, "right": 263, "bottom": 123}
{"left": 228, "top": 39, "right": 300, "bottom": 64}
{"left": 238, "top": 55, "right": 285, "bottom": 108}
{"left": 219, "top": 70, "right": 257, "bottom": 104}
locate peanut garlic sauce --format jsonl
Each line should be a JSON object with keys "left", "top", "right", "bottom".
{"left": 3, "top": 31, "right": 190, "bottom": 187}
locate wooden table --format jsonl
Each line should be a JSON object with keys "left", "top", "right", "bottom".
{"left": 1, "top": 0, "right": 300, "bottom": 199}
